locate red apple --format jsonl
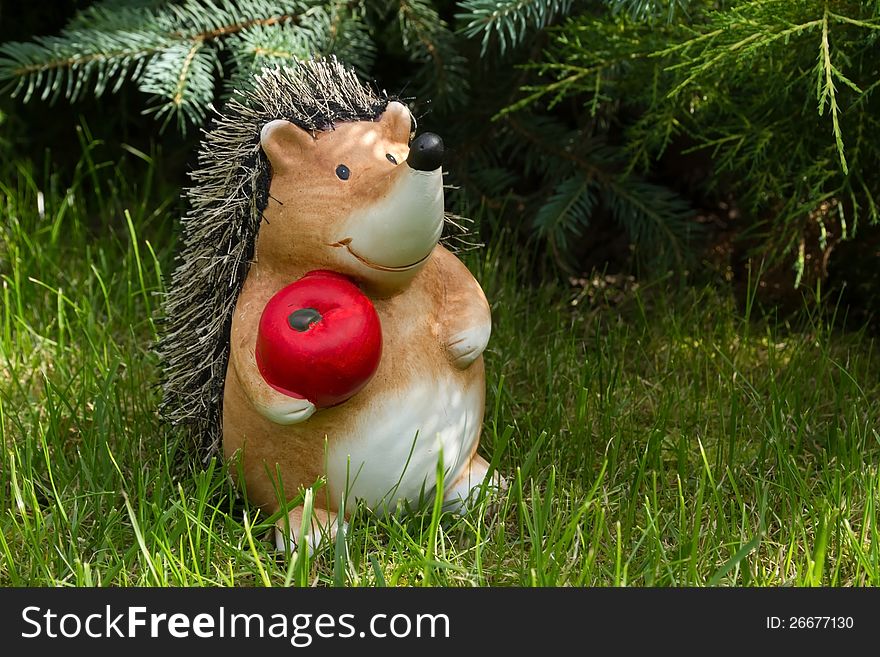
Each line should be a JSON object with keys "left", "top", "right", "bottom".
{"left": 255, "top": 270, "right": 382, "bottom": 408}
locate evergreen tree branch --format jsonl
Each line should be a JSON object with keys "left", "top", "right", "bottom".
{"left": 604, "top": 0, "right": 692, "bottom": 23}
{"left": 0, "top": 32, "right": 169, "bottom": 102}
{"left": 534, "top": 176, "right": 596, "bottom": 250}
{"left": 817, "top": 7, "right": 848, "bottom": 174}
{"left": 4, "top": 44, "right": 162, "bottom": 78}
{"left": 457, "top": 0, "right": 573, "bottom": 55}
{"left": 395, "top": 0, "right": 468, "bottom": 109}
{"left": 604, "top": 177, "right": 690, "bottom": 267}
{"left": 174, "top": 41, "right": 203, "bottom": 106}
{"left": 171, "top": 12, "right": 297, "bottom": 41}
{"left": 0, "top": 1, "right": 313, "bottom": 122}
{"left": 506, "top": 116, "right": 586, "bottom": 173}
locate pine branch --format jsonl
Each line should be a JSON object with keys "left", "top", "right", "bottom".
{"left": 601, "top": 177, "right": 696, "bottom": 270}
{"left": 0, "top": 32, "right": 170, "bottom": 102}
{"left": 816, "top": 7, "right": 859, "bottom": 175}
{"left": 396, "top": 0, "right": 468, "bottom": 109}
{"left": 456, "top": 0, "right": 573, "bottom": 55}
{"left": 167, "top": 9, "right": 299, "bottom": 41}
{"left": 533, "top": 176, "right": 596, "bottom": 251}
{"left": 604, "top": 0, "right": 692, "bottom": 23}
{"left": 0, "top": 0, "right": 313, "bottom": 127}
{"left": 324, "top": 1, "right": 376, "bottom": 77}
{"left": 139, "top": 40, "right": 218, "bottom": 131}
{"left": 225, "top": 17, "right": 325, "bottom": 94}
{"left": 65, "top": 1, "right": 162, "bottom": 31}
{"left": 496, "top": 14, "right": 674, "bottom": 117}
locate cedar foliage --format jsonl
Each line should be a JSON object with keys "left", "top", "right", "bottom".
{"left": 2, "top": 0, "right": 879, "bottom": 285}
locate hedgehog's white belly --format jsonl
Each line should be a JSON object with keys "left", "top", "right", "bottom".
{"left": 325, "top": 374, "right": 482, "bottom": 513}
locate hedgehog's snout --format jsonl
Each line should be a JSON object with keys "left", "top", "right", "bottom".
{"left": 407, "top": 132, "right": 444, "bottom": 172}
{"left": 333, "top": 138, "right": 445, "bottom": 283}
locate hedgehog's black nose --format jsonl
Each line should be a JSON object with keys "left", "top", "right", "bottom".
{"left": 407, "top": 132, "right": 444, "bottom": 172}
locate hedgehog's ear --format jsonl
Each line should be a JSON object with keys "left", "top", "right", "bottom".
{"left": 378, "top": 101, "right": 413, "bottom": 143}
{"left": 260, "top": 119, "right": 315, "bottom": 170}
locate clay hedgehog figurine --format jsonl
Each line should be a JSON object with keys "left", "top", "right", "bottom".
{"left": 159, "top": 58, "right": 496, "bottom": 551}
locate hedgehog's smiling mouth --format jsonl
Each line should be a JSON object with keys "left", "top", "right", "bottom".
{"left": 330, "top": 238, "right": 431, "bottom": 272}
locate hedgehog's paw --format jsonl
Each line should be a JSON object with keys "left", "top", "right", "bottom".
{"left": 255, "top": 394, "right": 316, "bottom": 425}
{"left": 443, "top": 454, "right": 507, "bottom": 515}
{"left": 274, "top": 505, "right": 344, "bottom": 556}
{"left": 446, "top": 322, "right": 491, "bottom": 369}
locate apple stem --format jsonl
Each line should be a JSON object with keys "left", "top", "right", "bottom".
{"left": 288, "top": 307, "right": 322, "bottom": 332}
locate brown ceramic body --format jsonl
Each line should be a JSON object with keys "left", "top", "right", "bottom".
{"left": 221, "top": 103, "right": 492, "bottom": 529}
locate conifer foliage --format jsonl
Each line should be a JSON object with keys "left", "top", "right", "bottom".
{"left": 519, "top": 0, "right": 880, "bottom": 281}
{"left": 0, "top": 0, "right": 461, "bottom": 131}
{"left": 3, "top": 0, "right": 879, "bottom": 282}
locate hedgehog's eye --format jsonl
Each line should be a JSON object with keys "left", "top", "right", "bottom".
{"left": 336, "top": 164, "right": 351, "bottom": 180}
{"left": 386, "top": 153, "right": 398, "bottom": 165}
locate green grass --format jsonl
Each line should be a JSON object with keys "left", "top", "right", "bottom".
{"left": 1, "top": 140, "right": 879, "bottom": 587}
